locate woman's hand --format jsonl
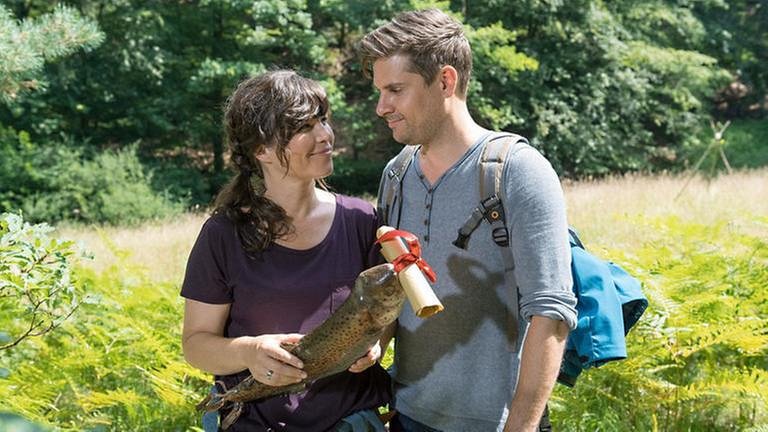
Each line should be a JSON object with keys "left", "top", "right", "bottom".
{"left": 348, "top": 340, "right": 382, "bottom": 373}
{"left": 237, "top": 333, "right": 308, "bottom": 386}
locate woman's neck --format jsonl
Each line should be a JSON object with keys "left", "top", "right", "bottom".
{"left": 263, "top": 178, "right": 320, "bottom": 220}
{"left": 263, "top": 178, "right": 336, "bottom": 250}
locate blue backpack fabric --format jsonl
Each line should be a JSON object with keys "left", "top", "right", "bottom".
{"left": 379, "top": 132, "right": 648, "bottom": 387}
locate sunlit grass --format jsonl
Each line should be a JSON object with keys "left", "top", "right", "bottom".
{"left": 58, "top": 168, "right": 768, "bottom": 285}
{"left": 58, "top": 212, "right": 207, "bottom": 284}
{"left": 563, "top": 168, "right": 768, "bottom": 250}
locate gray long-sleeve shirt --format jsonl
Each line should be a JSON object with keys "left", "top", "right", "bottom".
{"left": 379, "top": 133, "right": 577, "bottom": 431}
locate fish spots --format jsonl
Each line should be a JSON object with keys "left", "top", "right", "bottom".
{"left": 198, "top": 263, "right": 405, "bottom": 426}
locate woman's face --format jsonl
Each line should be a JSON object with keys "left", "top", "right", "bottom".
{"left": 259, "top": 115, "right": 335, "bottom": 182}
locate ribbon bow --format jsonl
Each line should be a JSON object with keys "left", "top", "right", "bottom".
{"left": 375, "top": 229, "right": 437, "bottom": 283}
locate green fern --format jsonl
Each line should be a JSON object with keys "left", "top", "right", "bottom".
{"left": 0, "top": 241, "right": 208, "bottom": 430}
{"left": 553, "top": 213, "right": 768, "bottom": 431}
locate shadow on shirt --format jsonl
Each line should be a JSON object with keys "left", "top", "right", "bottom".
{"left": 392, "top": 254, "right": 519, "bottom": 383}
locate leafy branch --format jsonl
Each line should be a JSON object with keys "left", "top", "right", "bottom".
{"left": 0, "top": 212, "right": 89, "bottom": 351}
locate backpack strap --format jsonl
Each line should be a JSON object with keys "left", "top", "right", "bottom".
{"left": 452, "top": 132, "right": 528, "bottom": 345}
{"left": 453, "top": 133, "right": 528, "bottom": 249}
{"left": 378, "top": 145, "right": 419, "bottom": 228}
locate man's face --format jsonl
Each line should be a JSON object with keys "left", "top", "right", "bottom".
{"left": 372, "top": 55, "right": 444, "bottom": 146}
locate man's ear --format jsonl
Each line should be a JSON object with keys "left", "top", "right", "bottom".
{"left": 439, "top": 65, "right": 459, "bottom": 97}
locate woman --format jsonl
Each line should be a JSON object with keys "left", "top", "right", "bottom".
{"left": 181, "top": 70, "right": 390, "bottom": 431}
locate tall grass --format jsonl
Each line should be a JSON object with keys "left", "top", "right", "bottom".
{"left": 1, "top": 169, "right": 766, "bottom": 430}
{"left": 563, "top": 168, "right": 768, "bottom": 247}
{"left": 58, "top": 212, "right": 206, "bottom": 284}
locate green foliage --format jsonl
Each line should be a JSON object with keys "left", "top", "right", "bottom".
{"left": 145, "top": 156, "right": 221, "bottom": 210}
{"left": 551, "top": 214, "right": 768, "bottom": 431}
{"left": 720, "top": 119, "right": 768, "bottom": 169}
{"left": 1, "top": 1, "right": 330, "bottom": 178}
{"left": 693, "top": 0, "right": 768, "bottom": 116}
{"left": 469, "top": 22, "right": 539, "bottom": 130}
{"left": 0, "top": 4, "right": 103, "bottom": 103}
{"left": 0, "top": 239, "right": 209, "bottom": 430}
{"left": 0, "top": 125, "right": 183, "bottom": 225}
{"left": 454, "top": 1, "right": 735, "bottom": 176}
{"left": 326, "top": 157, "right": 387, "bottom": 197}
{"left": 1, "top": 0, "right": 767, "bottom": 219}
{"left": 0, "top": 213, "right": 89, "bottom": 352}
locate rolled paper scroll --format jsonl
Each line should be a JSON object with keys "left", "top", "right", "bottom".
{"left": 376, "top": 226, "right": 444, "bottom": 318}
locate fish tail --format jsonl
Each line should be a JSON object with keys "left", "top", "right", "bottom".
{"left": 221, "top": 402, "right": 243, "bottom": 430}
{"left": 194, "top": 393, "right": 211, "bottom": 411}
{"left": 196, "top": 390, "right": 228, "bottom": 413}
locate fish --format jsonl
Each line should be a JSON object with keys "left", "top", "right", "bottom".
{"left": 196, "top": 263, "right": 405, "bottom": 429}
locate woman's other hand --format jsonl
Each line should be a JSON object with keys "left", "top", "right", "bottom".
{"left": 238, "top": 333, "right": 308, "bottom": 386}
{"left": 348, "top": 340, "right": 382, "bottom": 373}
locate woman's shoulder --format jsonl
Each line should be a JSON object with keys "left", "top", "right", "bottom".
{"left": 196, "top": 211, "right": 237, "bottom": 241}
{"left": 334, "top": 193, "right": 375, "bottom": 214}
{"left": 336, "top": 194, "right": 373, "bottom": 211}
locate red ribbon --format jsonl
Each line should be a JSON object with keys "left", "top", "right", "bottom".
{"left": 375, "top": 229, "right": 437, "bottom": 283}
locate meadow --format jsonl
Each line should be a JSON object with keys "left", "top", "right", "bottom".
{"left": 1, "top": 169, "right": 766, "bottom": 431}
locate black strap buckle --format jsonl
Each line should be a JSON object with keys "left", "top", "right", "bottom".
{"left": 492, "top": 227, "right": 509, "bottom": 247}
{"left": 453, "top": 194, "right": 509, "bottom": 249}
{"left": 480, "top": 195, "right": 503, "bottom": 223}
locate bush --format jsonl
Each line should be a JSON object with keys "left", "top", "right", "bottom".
{"left": 0, "top": 213, "right": 88, "bottom": 354}
{"left": 0, "top": 125, "right": 183, "bottom": 225}
{"left": 722, "top": 119, "right": 768, "bottom": 169}
{"left": 144, "top": 155, "right": 224, "bottom": 209}
{"left": 326, "top": 157, "right": 386, "bottom": 197}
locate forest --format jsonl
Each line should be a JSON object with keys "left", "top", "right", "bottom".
{"left": 1, "top": 1, "right": 767, "bottom": 430}
{"left": 1, "top": 0, "right": 766, "bottom": 224}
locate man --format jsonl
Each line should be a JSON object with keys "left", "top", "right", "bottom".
{"left": 359, "top": 9, "right": 578, "bottom": 432}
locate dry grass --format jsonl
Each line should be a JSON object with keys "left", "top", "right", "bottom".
{"left": 58, "top": 212, "right": 208, "bottom": 284}
{"left": 563, "top": 168, "right": 768, "bottom": 248}
{"left": 57, "top": 169, "right": 768, "bottom": 283}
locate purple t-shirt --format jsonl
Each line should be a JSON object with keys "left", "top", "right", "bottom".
{"left": 181, "top": 194, "right": 391, "bottom": 431}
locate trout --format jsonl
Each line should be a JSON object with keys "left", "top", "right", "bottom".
{"left": 196, "top": 263, "right": 405, "bottom": 429}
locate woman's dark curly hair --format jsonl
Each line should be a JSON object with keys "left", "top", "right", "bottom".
{"left": 213, "top": 70, "right": 330, "bottom": 258}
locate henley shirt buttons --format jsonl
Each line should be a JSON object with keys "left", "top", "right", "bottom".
{"left": 423, "top": 235, "right": 429, "bottom": 242}
{"left": 425, "top": 203, "right": 431, "bottom": 209}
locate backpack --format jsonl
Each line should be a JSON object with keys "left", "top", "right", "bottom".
{"left": 378, "top": 132, "right": 649, "bottom": 386}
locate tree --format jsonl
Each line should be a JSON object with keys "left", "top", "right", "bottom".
{"left": 0, "top": 4, "right": 103, "bottom": 104}
{"left": 460, "top": 0, "right": 730, "bottom": 176}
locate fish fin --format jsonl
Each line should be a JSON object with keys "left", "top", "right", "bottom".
{"left": 221, "top": 402, "right": 243, "bottom": 430}
{"left": 280, "top": 341, "right": 298, "bottom": 352}
{"left": 195, "top": 394, "right": 211, "bottom": 411}
{"left": 197, "top": 387, "right": 227, "bottom": 413}
{"left": 281, "top": 382, "right": 308, "bottom": 395}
